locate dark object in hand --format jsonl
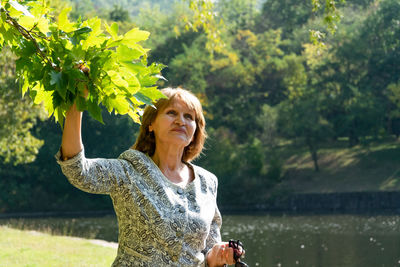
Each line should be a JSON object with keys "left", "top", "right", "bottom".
{"left": 228, "top": 239, "right": 249, "bottom": 267}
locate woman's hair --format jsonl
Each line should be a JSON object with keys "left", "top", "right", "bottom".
{"left": 132, "top": 87, "right": 207, "bottom": 162}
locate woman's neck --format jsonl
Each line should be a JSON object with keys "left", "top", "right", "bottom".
{"left": 152, "top": 143, "right": 184, "bottom": 169}
{"left": 151, "top": 143, "right": 192, "bottom": 185}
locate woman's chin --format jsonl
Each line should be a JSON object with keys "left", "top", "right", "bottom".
{"left": 161, "top": 136, "right": 191, "bottom": 147}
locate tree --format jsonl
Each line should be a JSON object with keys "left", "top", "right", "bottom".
{"left": 259, "top": 0, "right": 313, "bottom": 35}
{"left": 216, "top": 0, "right": 258, "bottom": 33}
{"left": 309, "top": 0, "right": 400, "bottom": 145}
{"left": 109, "top": 5, "right": 130, "bottom": 22}
{"left": 278, "top": 92, "right": 332, "bottom": 172}
{"left": 0, "top": 47, "right": 46, "bottom": 165}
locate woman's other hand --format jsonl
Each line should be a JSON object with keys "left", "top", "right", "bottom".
{"left": 207, "top": 242, "right": 236, "bottom": 267}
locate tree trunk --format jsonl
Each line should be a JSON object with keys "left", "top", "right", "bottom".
{"left": 306, "top": 137, "right": 319, "bottom": 172}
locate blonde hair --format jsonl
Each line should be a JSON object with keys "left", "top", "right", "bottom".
{"left": 132, "top": 88, "right": 207, "bottom": 162}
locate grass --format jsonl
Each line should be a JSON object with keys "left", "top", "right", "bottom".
{"left": 0, "top": 226, "right": 117, "bottom": 267}
{"left": 0, "top": 216, "right": 119, "bottom": 242}
{"left": 276, "top": 139, "right": 400, "bottom": 194}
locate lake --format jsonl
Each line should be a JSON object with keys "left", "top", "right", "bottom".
{"left": 1, "top": 214, "right": 399, "bottom": 266}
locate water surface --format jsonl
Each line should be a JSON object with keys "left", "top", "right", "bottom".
{"left": 221, "top": 214, "right": 400, "bottom": 267}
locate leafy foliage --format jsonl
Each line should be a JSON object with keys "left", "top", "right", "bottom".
{"left": 109, "top": 4, "right": 130, "bottom": 22}
{"left": 179, "top": 0, "right": 225, "bottom": 53}
{"left": 0, "top": 0, "right": 165, "bottom": 125}
{"left": 0, "top": 47, "right": 46, "bottom": 165}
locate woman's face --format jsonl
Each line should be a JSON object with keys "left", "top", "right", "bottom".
{"left": 149, "top": 98, "right": 197, "bottom": 149}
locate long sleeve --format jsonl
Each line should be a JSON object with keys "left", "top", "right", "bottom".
{"left": 206, "top": 206, "right": 223, "bottom": 250}
{"left": 201, "top": 206, "right": 223, "bottom": 267}
{"left": 55, "top": 147, "right": 132, "bottom": 194}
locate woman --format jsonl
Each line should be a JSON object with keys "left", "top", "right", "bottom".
{"left": 56, "top": 88, "right": 237, "bottom": 266}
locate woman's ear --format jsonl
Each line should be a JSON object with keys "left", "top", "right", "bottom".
{"left": 148, "top": 124, "right": 153, "bottom": 132}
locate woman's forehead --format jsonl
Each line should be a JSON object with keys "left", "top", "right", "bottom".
{"left": 166, "top": 98, "right": 195, "bottom": 112}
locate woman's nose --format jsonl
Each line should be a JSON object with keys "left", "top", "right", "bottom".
{"left": 175, "top": 114, "right": 185, "bottom": 125}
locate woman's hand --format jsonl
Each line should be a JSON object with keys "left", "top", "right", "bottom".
{"left": 207, "top": 242, "right": 236, "bottom": 267}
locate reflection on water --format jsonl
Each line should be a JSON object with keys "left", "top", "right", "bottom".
{"left": 1, "top": 214, "right": 400, "bottom": 266}
{"left": 221, "top": 215, "right": 400, "bottom": 267}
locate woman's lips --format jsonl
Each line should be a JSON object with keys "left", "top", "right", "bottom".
{"left": 171, "top": 128, "right": 186, "bottom": 134}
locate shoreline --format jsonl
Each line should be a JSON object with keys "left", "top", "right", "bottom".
{"left": 1, "top": 191, "right": 400, "bottom": 218}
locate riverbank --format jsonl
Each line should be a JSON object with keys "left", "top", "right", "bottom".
{"left": 222, "top": 191, "right": 400, "bottom": 214}
{"left": 218, "top": 139, "right": 400, "bottom": 214}
{"left": 277, "top": 139, "right": 400, "bottom": 193}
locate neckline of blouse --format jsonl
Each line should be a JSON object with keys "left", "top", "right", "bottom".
{"left": 141, "top": 151, "right": 198, "bottom": 191}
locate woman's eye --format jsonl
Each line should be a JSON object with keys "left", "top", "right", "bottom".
{"left": 185, "top": 114, "right": 194, "bottom": 120}
{"left": 167, "top": 110, "right": 177, "bottom": 115}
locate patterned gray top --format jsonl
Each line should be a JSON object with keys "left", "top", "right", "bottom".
{"left": 55, "top": 148, "right": 222, "bottom": 266}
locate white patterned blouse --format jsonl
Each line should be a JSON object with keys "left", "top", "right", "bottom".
{"left": 56, "top": 147, "right": 222, "bottom": 267}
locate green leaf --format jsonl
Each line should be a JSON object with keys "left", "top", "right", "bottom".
{"left": 69, "top": 27, "right": 92, "bottom": 45}
{"left": 83, "top": 34, "right": 107, "bottom": 49}
{"left": 36, "top": 17, "right": 50, "bottom": 34}
{"left": 87, "top": 98, "right": 103, "bottom": 123}
{"left": 1, "top": 9, "right": 7, "bottom": 22}
{"left": 31, "top": 84, "right": 54, "bottom": 116}
{"left": 75, "top": 96, "right": 87, "bottom": 111}
{"left": 51, "top": 88, "right": 63, "bottom": 108}
{"left": 29, "top": 63, "right": 45, "bottom": 81}
{"left": 18, "top": 15, "right": 35, "bottom": 29}
{"left": 108, "top": 95, "right": 130, "bottom": 114}
{"left": 50, "top": 71, "right": 62, "bottom": 86}
{"left": 139, "top": 75, "right": 159, "bottom": 87}
{"left": 120, "top": 67, "right": 140, "bottom": 89}
{"left": 105, "top": 22, "right": 118, "bottom": 39}
{"left": 134, "top": 92, "right": 153, "bottom": 106}
{"left": 111, "top": 23, "right": 119, "bottom": 37}
{"left": 73, "top": 26, "right": 92, "bottom": 35}
{"left": 124, "top": 28, "right": 150, "bottom": 43}
{"left": 82, "top": 18, "right": 106, "bottom": 49}
{"left": 50, "top": 71, "right": 67, "bottom": 100}
{"left": 17, "top": 38, "right": 36, "bottom": 57}
{"left": 138, "top": 86, "right": 166, "bottom": 101}
{"left": 85, "top": 17, "right": 102, "bottom": 35}
{"left": 76, "top": 82, "right": 87, "bottom": 97}
{"left": 106, "top": 38, "right": 125, "bottom": 48}
{"left": 148, "top": 62, "right": 166, "bottom": 74}
{"left": 120, "top": 61, "right": 147, "bottom": 75}
{"left": 9, "top": 0, "right": 33, "bottom": 17}
{"left": 128, "top": 109, "right": 141, "bottom": 124}
{"left": 107, "top": 70, "right": 129, "bottom": 88}
{"left": 117, "top": 45, "right": 143, "bottom": 62}
{"left": 54, "top": 107, "right": 64, "bottom": 125}
{"left": 20, "top": 76, "right": 29, "bottom": 96}
{"left": 58, "top": 8, "right": 76, "bottom": 33}
{"left": 15, "top": 57, "right": 31, "bottom": 73}
{"left": 122, "top": 42, "right": 148, "bottom": 54}
{"left": 69, "top": 46, "right": 85, "bottom": 62}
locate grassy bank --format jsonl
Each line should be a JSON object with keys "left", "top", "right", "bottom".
{"left": 0, "top": 226, "right": 116, "bottom": 267}
{"left": 277, "top": 139, "right": 400, "bottom": 194}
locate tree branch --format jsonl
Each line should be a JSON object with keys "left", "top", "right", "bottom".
{"left": 1, "top": 7, "right": 57, "bottom": 71}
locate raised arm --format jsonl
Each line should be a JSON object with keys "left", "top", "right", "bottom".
{"left": 57, "top": 101, "right": 133, "bottom": 195}
{"left": 61, "top": 103, "right": 83, "bottom": 160}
